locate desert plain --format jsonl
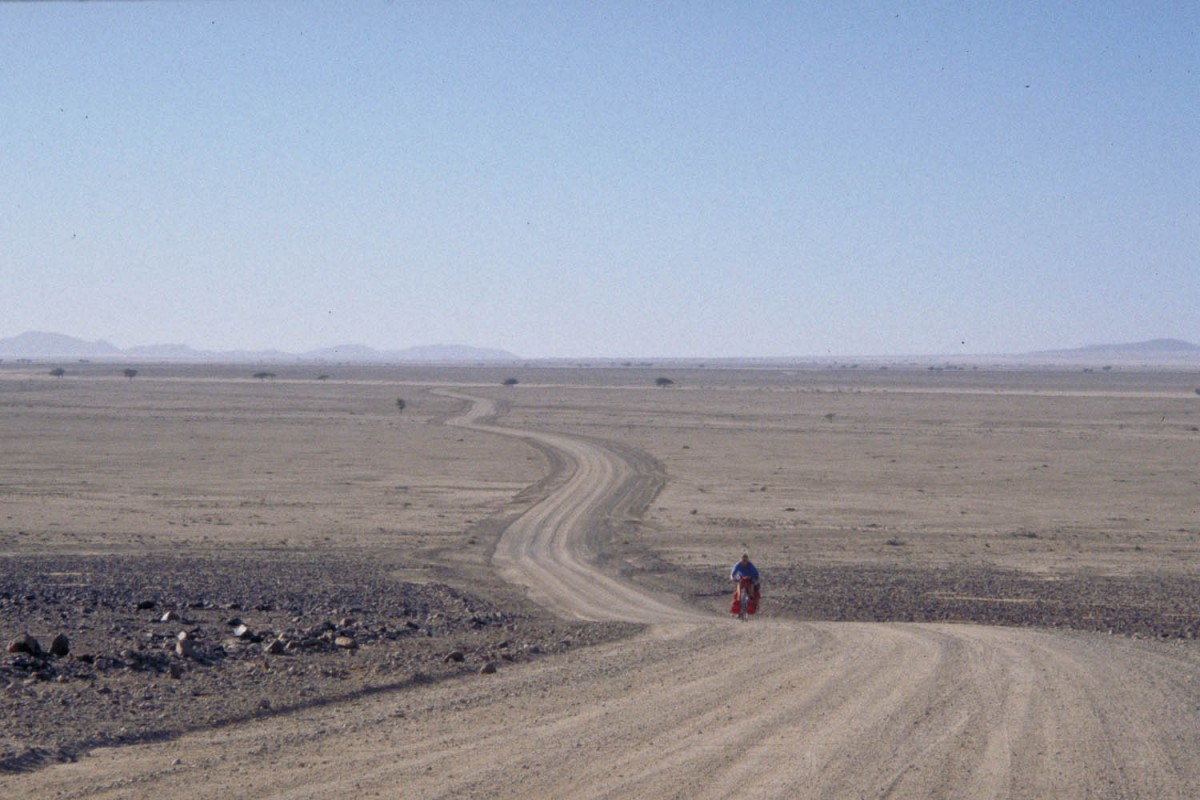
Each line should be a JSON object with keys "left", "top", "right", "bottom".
{"left": 2, "top": 361, "right": 1200, "bottom": 798}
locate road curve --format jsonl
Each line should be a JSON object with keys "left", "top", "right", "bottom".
{"left": 440, "top": 390, "right": 706, "bottom": 623}
{"left": 8, "top": 392, "right": 1200, "bottom": 799}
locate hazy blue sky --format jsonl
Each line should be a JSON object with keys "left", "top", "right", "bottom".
{"left": 3, "top": 2, "right": 1196, "bottom": 357}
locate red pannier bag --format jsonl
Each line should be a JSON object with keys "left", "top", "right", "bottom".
{"left": 731, "top": 580, "right": 761, "bottom": 615}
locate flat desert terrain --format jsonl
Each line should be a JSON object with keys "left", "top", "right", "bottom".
{"left": 3, "top": 362, "right": 1200, "bottom": 797}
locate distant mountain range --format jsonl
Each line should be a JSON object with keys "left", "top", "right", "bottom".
{"left": 1041, "top": 338, "right": 1200, "bottom": 352}
{"left": 0, "top": 331, "right": 520, "bottom": 363}
{"left": 1029, "top": 338, "right": 1200, "bottom": 360}
{"left": 2, "top": 331, "right": 1198, "bottom": 364}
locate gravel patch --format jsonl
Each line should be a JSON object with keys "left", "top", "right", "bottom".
{"left": 0, "top": 554, "right": 637, "bottom": 772}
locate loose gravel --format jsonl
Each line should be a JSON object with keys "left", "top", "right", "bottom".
{"left": 0, "top": 553, "right": 637, "bottom": 772}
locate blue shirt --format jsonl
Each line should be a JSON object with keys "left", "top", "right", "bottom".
{"left": 731, "top": 560, "right": 759, "bottom": 580}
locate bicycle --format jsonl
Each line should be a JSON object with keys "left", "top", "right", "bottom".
{"left": 731, "top": 575, "right": 758, "bottom": 621}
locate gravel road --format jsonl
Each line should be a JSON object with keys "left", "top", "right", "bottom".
{"left": 5, "top": 392, "right": 1200, "bottom": 798}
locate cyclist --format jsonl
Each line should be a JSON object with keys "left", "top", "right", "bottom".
{"left": 730, "top": 553, "right": 761, "bottom": 612}
{"left": 731, "top": 553, "right": 760, "bottom": 589}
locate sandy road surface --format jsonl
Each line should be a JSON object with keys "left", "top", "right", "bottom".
{"left": 441, "top": 390, "right": 704, "bottom": 624}
{"left": 6, "top": 393, "right": 1200, "bottom": 799}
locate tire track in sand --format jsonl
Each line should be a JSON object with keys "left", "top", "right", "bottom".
{"left": 7, "top": 393, "right": 1200, "bottom": 799}
{"left": 440, "top": 390, "right": 705, "bottom": 623}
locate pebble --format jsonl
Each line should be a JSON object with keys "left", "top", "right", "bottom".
{"left": 175, "top": 633, "right": 202, "bottom": 661}
{"left": 49, "top": 633, "right": 70, "bottom": 657}
{"left": 7, "top": 633, "right": 42, "bottom": 656}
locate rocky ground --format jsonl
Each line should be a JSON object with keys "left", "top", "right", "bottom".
{"left": 0, "top": 553, "right": 637, "bottom": 773}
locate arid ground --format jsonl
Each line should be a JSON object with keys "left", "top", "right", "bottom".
{"left": 3, "top": 362, "right": 1200, "bottom": 797}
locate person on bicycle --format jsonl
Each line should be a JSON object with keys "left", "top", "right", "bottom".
{"left": 731, "top": 554, "right": 760, "bottom": 593}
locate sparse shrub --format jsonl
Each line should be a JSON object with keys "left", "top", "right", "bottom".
{"left": 123, "top": 368, "right": 138, "bottom": 380}
{"left": 502, "top": 378, "right": 519, "bottom": 386}
{"left": 655, "top": 377, "right": 674, "bottom": 387}
{"left": 317, "top": 374, "right": 330, "bottom": 381}
{"left": 49, "top": 367, "right": 65, "bottom": 378}
{"left": 395, "top": 398, "right": 406, "bottom": 412}
{"left": 824, "top": 413, "right": 836, "bottom": 422}
{"left": 253, "top": 371, "right": 276, "bottom": 380}
{"left": 1194, "top": 388, "right": 1200, "bottom": 396}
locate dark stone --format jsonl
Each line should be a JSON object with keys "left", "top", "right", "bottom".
{"left": 49, "top": 634, "right": 70, "bottom": 657}
{"left": 7, "top": 633, "right": 42, "bottom": 656}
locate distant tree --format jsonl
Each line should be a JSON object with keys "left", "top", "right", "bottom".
{"left": 49, "top": 367, "right": 65, "bottom": 378}
{"left": 253, "top": 371, "right": 276, "bottom": 380}
{"left": 123, "top": 368, "right": 138, "bottom": 380}
{"left": 655, "top": 377, "right": 674, "bottom": 387}
{"left": 502, "top": 378, "right": 519, "bottom": 386}
{"left": 395, "top": 398, "right": 406, "bottom": 412}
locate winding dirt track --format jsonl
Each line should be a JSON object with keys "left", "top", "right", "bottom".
{"left": 8, "top": 394, "right": 1200, "bottom": 798}
{"left": 443, "top": 391, "right": 705, "bottom": 624}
